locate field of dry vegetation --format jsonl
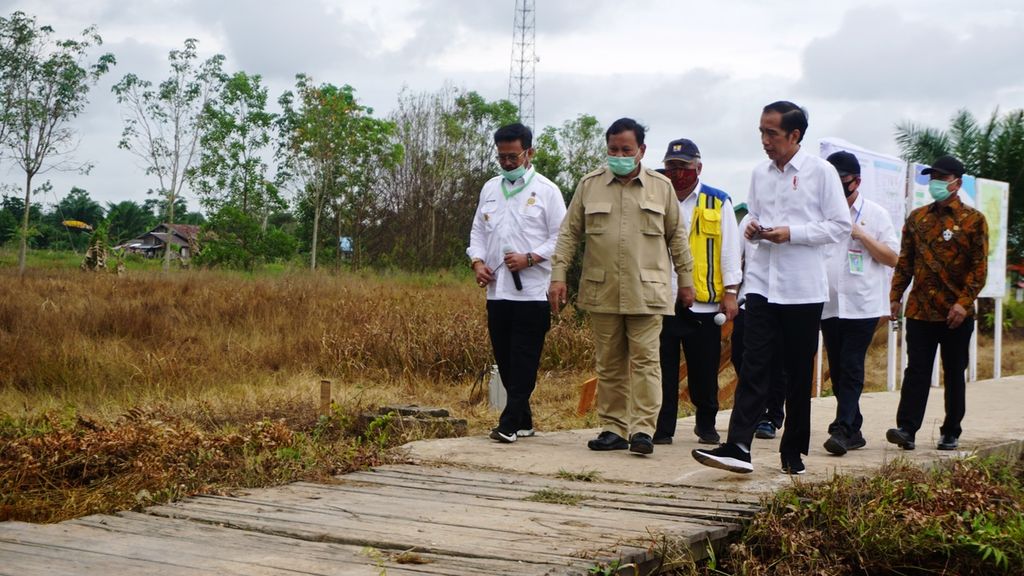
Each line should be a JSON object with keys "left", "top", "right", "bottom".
{"left": 1, "top": 265, "right": 1020, "bottom": 525}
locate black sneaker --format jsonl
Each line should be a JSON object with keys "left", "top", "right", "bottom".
{"left": 754, "top": 421, "right": 776, "bottom": 439}
{"left": 692, "top": 443, "right": 753, "bottom": 474}
{"left": 886, "top": 427, "right": 915, "bottom": 450}
{"left": 846, "top": 432, "right": 866, "bottom": 450}
{"left": 652, "top": 435, "right": 673, "bottom": 445}
{"left": 781, "top": 452, "right": 805, "bottom": 475}
{"left": 489, "top": 428, "right": 517, "bottom": 443}
{"left": 823, "top": 432, "right": 848, "bottom": 456}
{"left": 587, "top": 431, "right": 629, "bottom": 451}
{"left": 629, "top": 432, "right": 654, "bottom": 455}
{"left": 937, "top": 434, "right": 959, "bottom": 451}
{"left": 694, "top": 426, "right": 721, "bottom": 445}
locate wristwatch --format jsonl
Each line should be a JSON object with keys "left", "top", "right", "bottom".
{"left": 526, "top": 253, "right": 534, "bottom": 267}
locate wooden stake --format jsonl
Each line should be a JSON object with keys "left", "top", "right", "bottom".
{"left": 320, "top": 380, "right": 332, "bottom": 417}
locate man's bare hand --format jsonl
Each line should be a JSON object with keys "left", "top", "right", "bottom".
{"left": 503, "top": 252, "right": 528, "bottom": 272}
{"left": 548, "top": 281, "right": 568, "bottom": 314}
{"left": 760, "top": 226, "right": 790, "bottom": 244}
{"left": 678, "top": 286, "right": 696, "bottom": 308}
{"left": 721, "top": 292, "right": 739, "bottom": 321}
{"left": 473, "top": 261, "right": 494, "bottom": 288}
{"left": 947, "top": 303, "right": 968, "bottom": 329}
{"left": 890, "top": 300, "right": 901, "bottom": 321}
{"left": 744, "top": 219, "right": 761, "bottom": 240}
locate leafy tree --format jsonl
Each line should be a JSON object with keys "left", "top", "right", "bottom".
{"left": 190, "top": 71, "right": 281, "bottom": 218}
{"left": 278, "top": 76, "right": 394, "bottom": 269}
{"left": 0, "top": 11, "right": 114, "bottom": 274}
{"left": 112, "top": 38, "right": 224, "bottom": 271}
{"left": 0, "top": 206, "right": 16, "bottom": 245}
{"left": 192, "top": 206, "right": 295, "bottom": 270}
{"left": 532, "top": 114, "right": 606, "bottom": 203}
{"left": 105, "top": 200, "right": 155, "bottom": 245}
{"left": 896, "top": 108, "right": 1024, "bottom": 259}
{"left": 46, "top": 186, "right": 103, "bottom": 252}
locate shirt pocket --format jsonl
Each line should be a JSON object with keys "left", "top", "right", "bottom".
{"left": 640, "top": 268, "right": 670, "bottom": 307}
{"left": 585, "top": 202, "right": 613, "bottom": 234}
{"left": 519, "top": 199, "right": 545, "bottom": 219}
{"left": 481, "top": 203, "right": 499, "bottom": 229}
{"left": 696, "top": 207, "right": 721, "bottom": 236}
{"left": 582, "top": 267, "right": 606, "bottom": 305}
{"left": 639, "top": 201, "right": 665, "bottom": 236}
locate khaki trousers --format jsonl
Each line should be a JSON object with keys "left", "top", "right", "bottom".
{"left": 590, "top": 312, "right": 663, "bottom": 438}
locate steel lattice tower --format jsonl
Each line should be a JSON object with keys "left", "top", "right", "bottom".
{"left": 508, "top": 0, "right": 536, "bottom": 130}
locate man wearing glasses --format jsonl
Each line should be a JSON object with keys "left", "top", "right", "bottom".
{"left": 468, "top": 123, "right": 567, "bottom": 444}
{"left": 549, "top": 118, "right": 695, "bottom": 456}
{"left": 887, "top": 155, "right": 988, "bottom": 452}
{"left": 653, "top": 138, "right": 741, "bottom": 446}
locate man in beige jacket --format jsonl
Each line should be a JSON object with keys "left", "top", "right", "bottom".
{"left": 549, "top": 118, "right": 695, "bottom": 456}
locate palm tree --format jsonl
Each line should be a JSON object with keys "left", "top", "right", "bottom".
{"left": 105, "top": 200, "right": 155, "bottom": 245}
{"left": 895, "top": 108, "right": 1024, "bottom": 259}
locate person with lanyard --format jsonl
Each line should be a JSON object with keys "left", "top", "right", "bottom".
{"left": 468, "top": 122, "right": 567, "bottom": 444}
{"left": 653, "top": 138, "right": 741, "bottom": 446}
{"left": 549, "top": 118, "right": 695, "bottom": 456}
{"left": 691, "top": 101, "right": 850, "bottom": 475}
{"left": 887, "top": 155, "right": 988, "bottom": 451}
{"left": 820, "top": 151, "right": 899, "bottom": 456}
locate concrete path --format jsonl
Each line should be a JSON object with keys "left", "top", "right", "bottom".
{"left": 404, "top": 376, "right": 1024, "bottom": 493}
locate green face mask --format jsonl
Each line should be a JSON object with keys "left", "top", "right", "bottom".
{"left": 501, "top": 165, "right": 527, "bottom": 182}
{"left": 928, "top": 179, "right": 953, "bottom": 202}
{"left": 607, "top": 154, "right": 638, "bottom": 176}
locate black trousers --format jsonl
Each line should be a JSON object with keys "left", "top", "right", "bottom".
{"left": 656, "top": 306, "right": 721, "bottom": 437}
{"left": 727, "top": 294, "right": 822, "bottom": 455}
{"left": 731, "top": 309, "right": 787, "bottom": 429}
{"left": 896, "top": 318, "right": 974, "bottom": 439}
{"left": 821, "top": 317, "right": 880, "bottom": 437}
{"left": 487, "top": 300, "right": 551, "bottom": 434}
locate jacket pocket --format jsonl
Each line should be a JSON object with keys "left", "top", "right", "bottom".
{"left": 585, "top": 202, "right": 612, "bottom": 234}
{"left": 582, "top": 268, "right": 606, "bottom": 305}
{"left": 640, "top": 268, "right": 670, "bottom": 307}
{"left": 697, "top": 207, "right": 721, "bottom": 236}
{"left": 639, "top": 201, "right": 665, "bottom": 236}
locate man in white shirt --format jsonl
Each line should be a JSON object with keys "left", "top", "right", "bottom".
{"left": 821, "top": 151, "right": 899, "bottom": 456}
{"left": 653, "top": 139, "right": 741, "bottom": 445}
{"left": 468, "top": 123, "right": 567, "bottom": 444}
{"left": 692, "top": 101, "right": 851, "bottom": 475}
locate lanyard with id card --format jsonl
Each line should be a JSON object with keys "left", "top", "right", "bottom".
{"left": 847, "top": 199, "right": 865, "bottom": 275}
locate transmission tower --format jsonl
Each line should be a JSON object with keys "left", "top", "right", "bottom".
{"left": 508, "top": 0, "right": 536, "bottom": 130}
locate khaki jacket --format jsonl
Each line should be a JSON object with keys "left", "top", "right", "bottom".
{"left": 551, "top": 166, "right": 694, "bottom": 315}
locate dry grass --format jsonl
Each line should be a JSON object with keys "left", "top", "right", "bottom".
{"left": 1, "top": 265, "right": 1020, "bottom": 524}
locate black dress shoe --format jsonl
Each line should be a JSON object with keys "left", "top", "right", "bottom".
{"left": 629, "top": 432, "right": 654, "bottom": 455}
{"left": 694, "top": 427, "right": 720, "bottom": 445}
{"left": 652, "top": 435, "right": 673, "bottom": 445}
{"left": 886, "top": 427, "right": 915, "bottom": 450}
{"left": 937, "top": 434, "right": 959, "bottom": 450}
{"left": 587, "top": 431, "right": 628, "bottom": 451}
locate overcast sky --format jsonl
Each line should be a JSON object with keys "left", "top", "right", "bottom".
{"left": 4, "top": 0, "right": 1024, "bottom": 211}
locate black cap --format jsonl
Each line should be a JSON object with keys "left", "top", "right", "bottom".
{"left": 826, "top": 151, "right": 860, "bottom": 177}
{"left": 663, "top": 138, "right": 700, "bottom": 162}
{"left": 922, "top": 155, "right": 965, "bottom": 178}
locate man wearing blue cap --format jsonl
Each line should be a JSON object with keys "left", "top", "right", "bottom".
{"left": 820, "top": 151, "right": 899, "bottom": 456}
{"left": 654, "top": 138, "right": 741, "bottom": 445}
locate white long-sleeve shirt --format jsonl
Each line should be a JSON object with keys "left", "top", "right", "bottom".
{"left": 671, "top": 182, "right": 743, "bottom": 313}
{"left": 743, "top": 147, "right": 852, "bottom": 304}
{"left": 467, "top": 167, "right": 566, "bottom": 301}
{"left": 822, "top": 195, "right": 899, "bottom": 319}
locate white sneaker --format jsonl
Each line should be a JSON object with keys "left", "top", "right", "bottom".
{"left": 489, "top": 429, "right": 517, "bottom": 443}
{"left": 517, "top": 428, "right": 535, "bottom": 438}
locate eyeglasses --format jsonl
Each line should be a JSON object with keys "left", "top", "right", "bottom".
{"left": 496, "top": 150, "right": 527, "bottom": 163}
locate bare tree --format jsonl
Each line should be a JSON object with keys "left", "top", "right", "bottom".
{"left": 112, "top": 38, "right": 224, "bottom": 271}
